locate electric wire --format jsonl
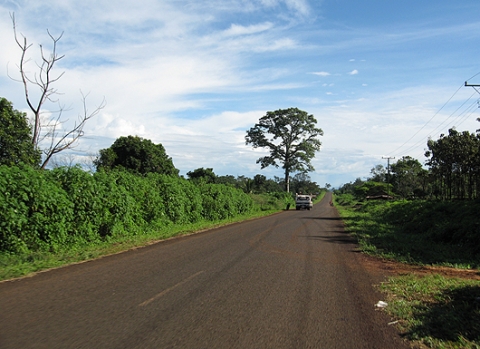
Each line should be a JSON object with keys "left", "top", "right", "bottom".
{"left": 388, "top": 83, "right": 464, "bottom": 157}
{"left": 411, "top": 101, "right": 479, "bottom": 160}
{"left": 387, "top": 71, "right": 480, "bottom": 161}
{"left": 393, "top": 93, "right": 478, "bottom": 159}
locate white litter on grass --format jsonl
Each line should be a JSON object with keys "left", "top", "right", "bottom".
{"left": 375, "top": 301, "right": 388, "bottom": 308}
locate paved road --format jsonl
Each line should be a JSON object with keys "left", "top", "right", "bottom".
{"left": 0, "top": 193, "right": 409, "bottom": 349}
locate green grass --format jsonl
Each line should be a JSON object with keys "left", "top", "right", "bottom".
{"left": 335, "top": 197, "right": 480, "bottom": 269}
{"left": 335, "top": 194, "right": 480, "bottom": 348}
{"left": 380, "top": 274, "right": 480, "bottom": 349}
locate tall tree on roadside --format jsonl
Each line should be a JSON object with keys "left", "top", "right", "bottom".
{"left": 425, "top": 128, "right": 479, "bottom": 200}
{"left": 369, "top": 164, "right": 386, "bottom": 182}
{"left": 245, "top": 108, "right": 323, "bottom": 192}
{"left": 94, "top": 136, "right": 179, "bottom": 176}
{"left": 0, "top": 97, "right": 41, "bottom": 166}
{"left": 390, "top": 156, "right": 427, "bottom": 198}
{"left": 9, "top": 14, "right": 105, "bottom": 169}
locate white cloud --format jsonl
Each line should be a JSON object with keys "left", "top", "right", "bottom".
{"left": 312, "top": 71, "right": 331, "bottom": 77}
{"left": 255, "top": 38, "right": 297, "bottom": 52}
{"left": 224, "top": 22, "right": 274, "bottom": 36}
{"left": 283, "top": 0, "right": 311, "bottom": 16}
{"left": 349, "top": 69, "right": 359, "bottom": 75}
{"left": 258, "top": 0, "right": 311, "bottom": 16}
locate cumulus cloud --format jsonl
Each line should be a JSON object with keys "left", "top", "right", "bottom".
{"left": 349, "top": 69, "right": 359, "bottom": 75}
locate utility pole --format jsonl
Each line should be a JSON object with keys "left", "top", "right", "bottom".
{"left": 382, "top": 156, "right": 395, "bottom": 183}
{"left": 465, "top": 81, "right": 480, "bottom": 95}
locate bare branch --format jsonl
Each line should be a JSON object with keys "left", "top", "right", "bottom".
{"left": 11, "top": 13, "right": 106, "bottom": 169}
{"left": 40, "top": 93, "right": 106, "bottom": 169}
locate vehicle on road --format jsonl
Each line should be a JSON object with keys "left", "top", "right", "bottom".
{"left": 295, "top": 194, "right": 313, "bottom": 210}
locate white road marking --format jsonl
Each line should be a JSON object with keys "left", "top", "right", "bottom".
{"left": 139, "top": 270, "right": 204, "bottom": 307}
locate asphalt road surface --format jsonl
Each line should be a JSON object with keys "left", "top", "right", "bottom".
{"left": 0, "top": 193, "right": 409, "bottom": 349}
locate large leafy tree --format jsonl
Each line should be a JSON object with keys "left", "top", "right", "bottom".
{"left": 187, "top": 167, "right": 217, "bottom": 184}
{"left": 94, "top": 135, "right": 178, "bottom": 176}
{"left": 425, "top": 128, "right": 479, "bottom": 199}
{"left": 369, "top": 164, "right": 386, "bottom": 182}
{"left": 390, "top": 156, "right": 428, "bottom": 198}
{"left": 0, "top": 97, "right": 41, "bottom": 166}
{"left": 245, "top": 107, "right": 323, "bottom": 192}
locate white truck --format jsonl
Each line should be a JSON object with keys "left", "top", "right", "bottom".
{"left": 295, "top": 194, "right": 313, "bottom": 210}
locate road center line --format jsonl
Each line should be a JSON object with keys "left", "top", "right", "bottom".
{"left": 139, "top": 270, "right": 204, "bottom": 307}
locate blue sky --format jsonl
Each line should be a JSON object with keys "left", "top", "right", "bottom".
{"left": 1, "top": 0, "right": 480, "bottom": 187}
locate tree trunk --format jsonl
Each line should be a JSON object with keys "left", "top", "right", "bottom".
{"left": 285, "top": 169, "right": 290, "bottom": 193}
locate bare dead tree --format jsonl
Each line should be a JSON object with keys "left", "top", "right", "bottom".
{"left": 10, "top": 13, "right": 105, "bottom": 169}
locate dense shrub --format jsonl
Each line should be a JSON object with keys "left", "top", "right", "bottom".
{"left": 200, "top": 184, "right": 254, "bottom": 220}
{"left": 47, "top": 166, "right": 105, "bottom": 242}
{"left": 0, "top": 165, "right": 73, "bottom": 252}
{"left": 0, "top": 165, "right": 257, "bottom": 254}
{"left": 147, "top": 174, "right": 202, "bottom": 225}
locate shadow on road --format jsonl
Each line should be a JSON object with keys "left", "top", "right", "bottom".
{"left": 301, "top": 233, "right": 357, "bottom": 245}
{"left": 301, "top": 216, "right": 343, "bottom": 221}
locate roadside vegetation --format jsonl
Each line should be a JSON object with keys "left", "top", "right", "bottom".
{"left": 334, "top": 128, "right": 480, "bottom": 349}
{"left": 0, "top": 163, "right": 323, "bottom": 281}
{"left": 335, "top": 197, "right": 479, "bottom": 268}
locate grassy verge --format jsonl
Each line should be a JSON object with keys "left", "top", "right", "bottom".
{"left": 0, "top": 208, "right": 280, "bottom": 282}
{"left": 334, "top": 196, "right": 480, "bottom": 269}
{"left": 380, "top": 274, "right": 480, "bottom": 349}
{"left": 334, "top": 194, "right": 480, "bottom": 348}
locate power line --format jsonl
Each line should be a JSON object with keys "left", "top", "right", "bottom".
{"left": 388, "top": 83, "right": 464, "bottom": 157}
{"left": 393, "top": 96, "right": 477, "bottom": 158}
{"left": 402, "top": 93, "right": 478, "bottom": 155}
{"left": 389, "top": 72, "right": 480, "bottom": 159}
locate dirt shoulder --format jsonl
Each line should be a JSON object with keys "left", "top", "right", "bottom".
{"left": 360, "top": 253, "right": 480, "bottom": 280}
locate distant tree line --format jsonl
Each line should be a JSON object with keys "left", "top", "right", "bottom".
{"left": 1, "top": 97, "right": 323, "bottom": 195}
{"left": 337, "top": 126, "right": 480, "bottom": 201}
{"left": 91, "top": 134, "right": 322, "bottom": 195}
{"left": 186, "top": 167, "right": 321, "bottom": 195}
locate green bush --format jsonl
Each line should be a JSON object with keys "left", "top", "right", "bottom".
{"left": 92, "top": 170, "right": 144, "bottom": 238}
{"left": 147, "top": 174, "right": 202, "bottom": 225}
{"left": 0, "top": 165, "right": 73, "bottom": 252}
{"left": 47, "top": 166, "right": 104, "bottom": 243}
{"left": 200, "top": 184, "right": 254, "bottom": 220}
{"left": 0, "top": 165, "right": 258, "bottom": 255}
